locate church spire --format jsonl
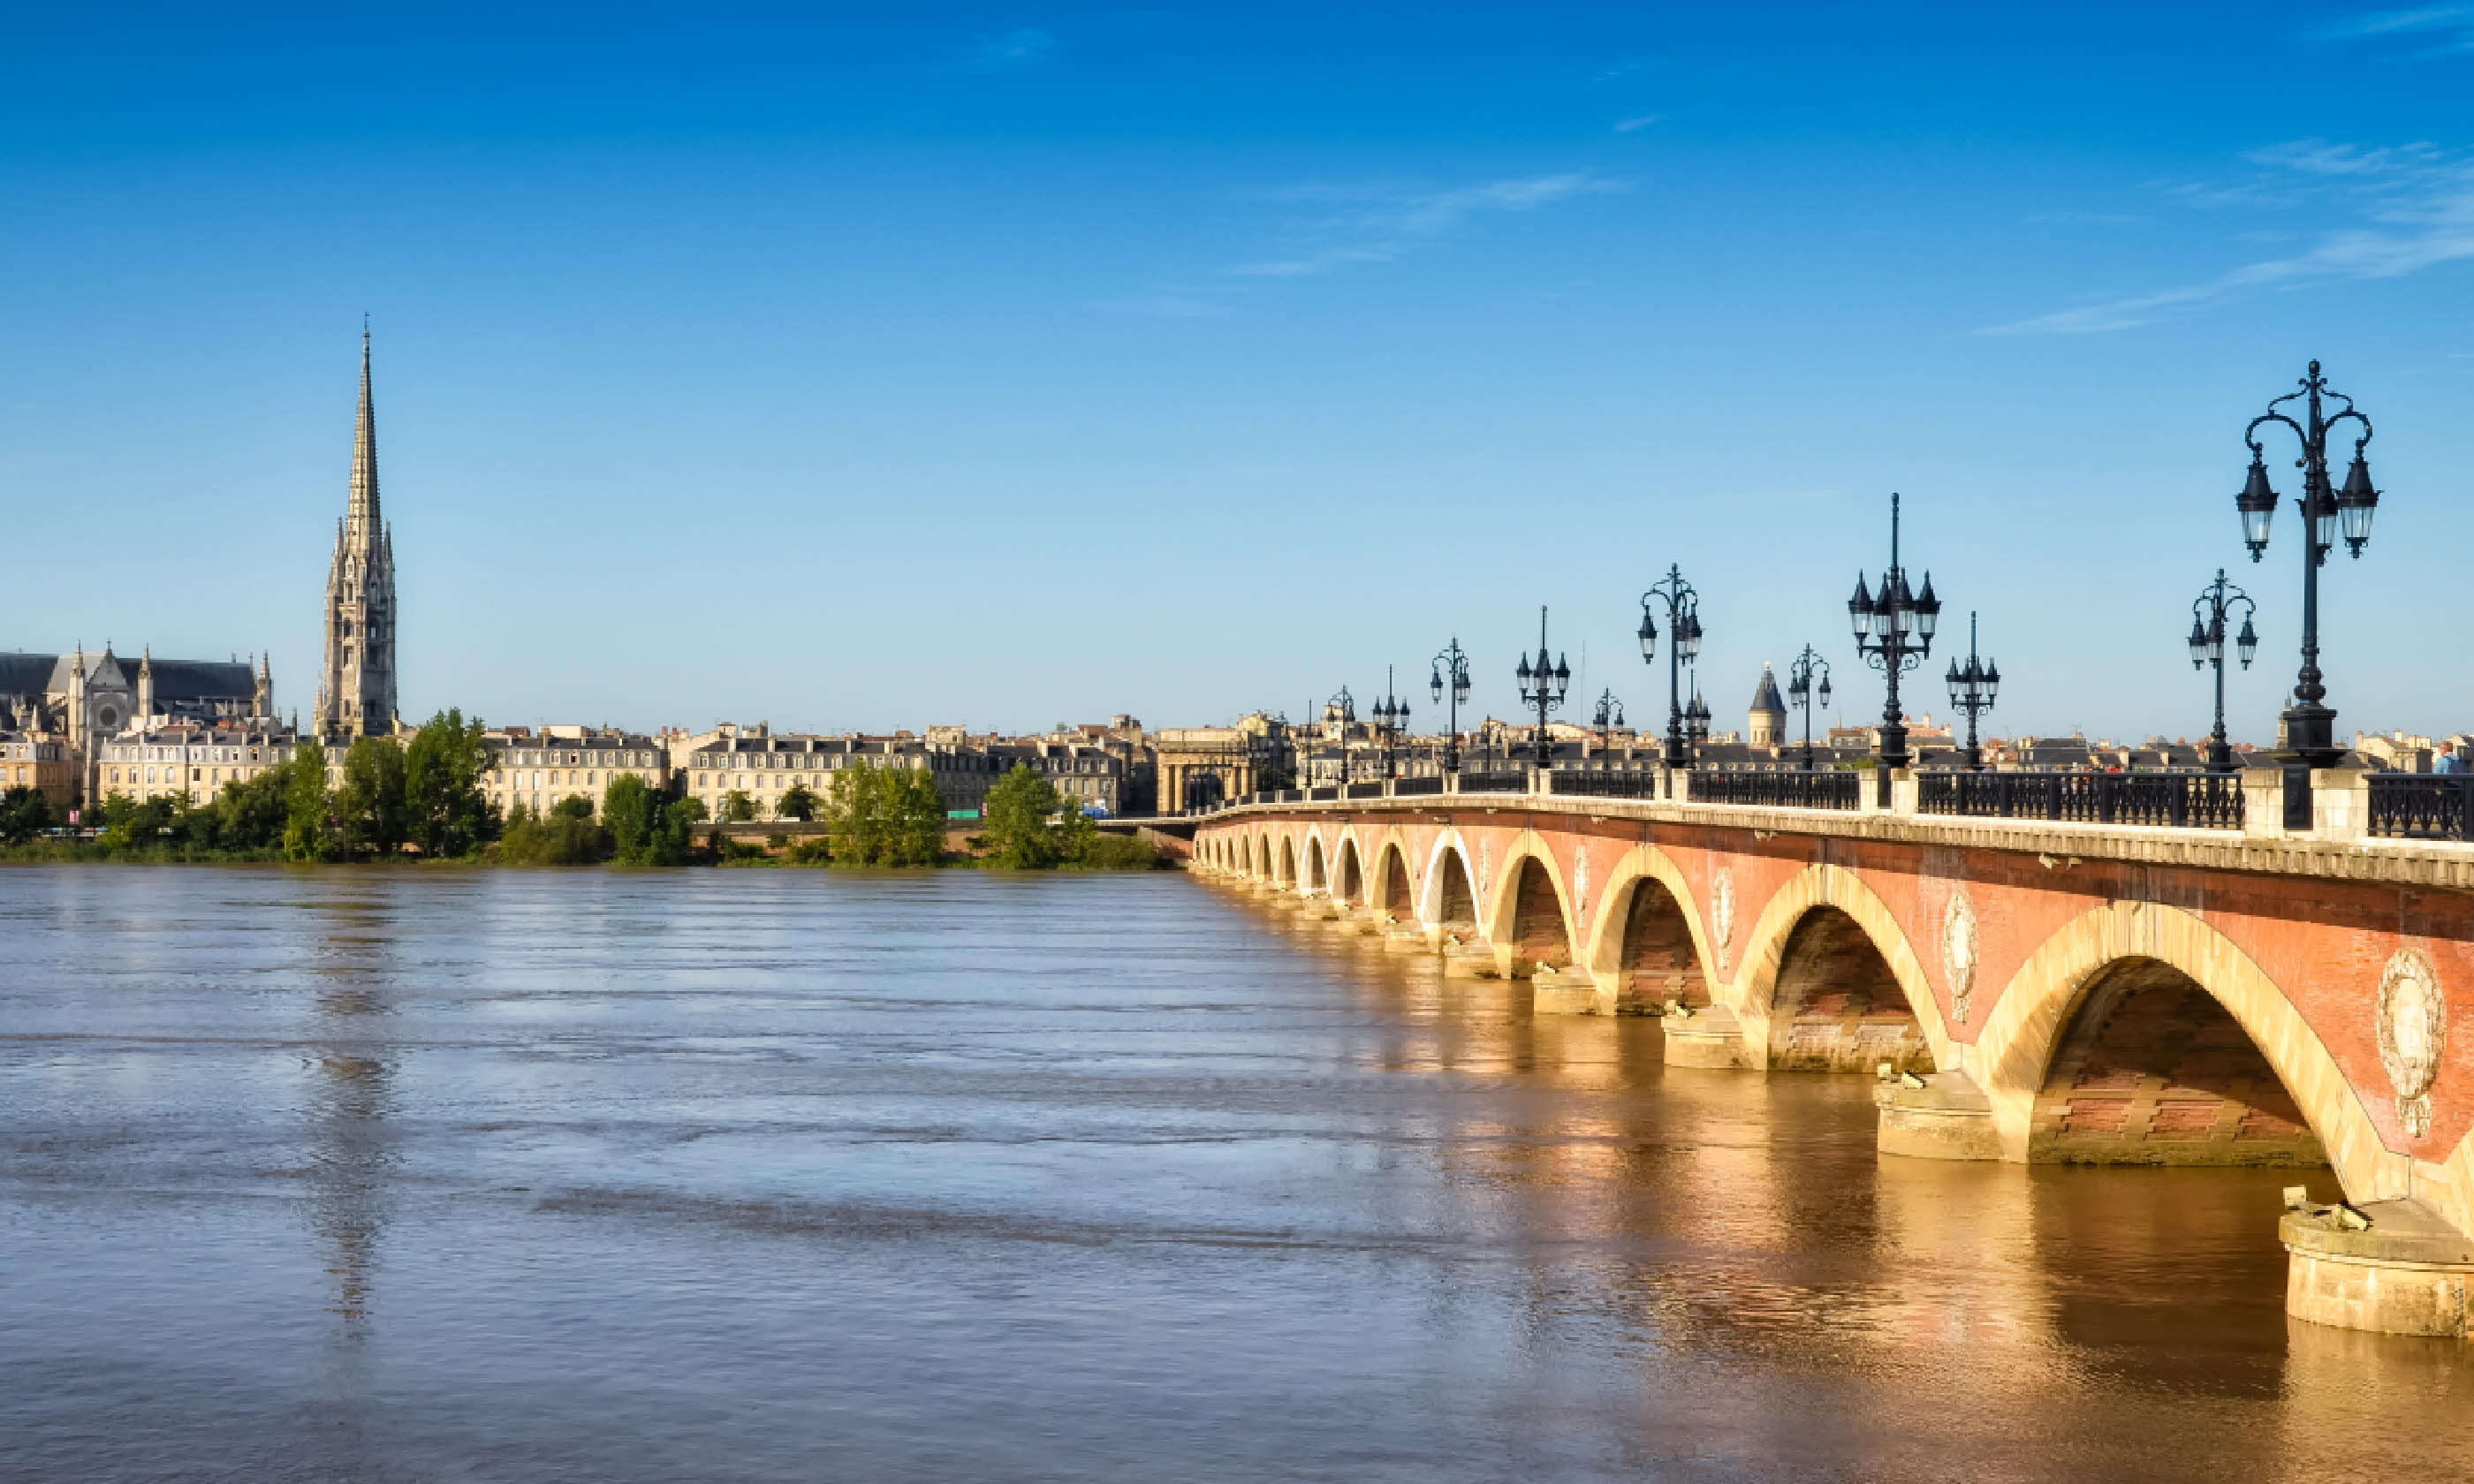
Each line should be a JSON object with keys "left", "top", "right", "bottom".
{"left": 350, "top": 320, "right": 379, "bottom": 529}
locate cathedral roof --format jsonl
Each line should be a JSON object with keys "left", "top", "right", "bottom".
{"left": 0, "top": 654, "right": 59, "bottom": 698}
{"left": 1749, "top": 665, "right": 1787, "bottom": 716}
{"left": 144, "top": 660, "right": 255, "bottom": 701}
{"left": 0, "top": 653, "right": 253, "bottom": 701}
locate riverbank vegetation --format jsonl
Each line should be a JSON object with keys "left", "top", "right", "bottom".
{"left": 1, "top": 733, "right": 1168, "bottom": 872}
{"left": 975, "top": 764, "right": 1162, "bottom": 870}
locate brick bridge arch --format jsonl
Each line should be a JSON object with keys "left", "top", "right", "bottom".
{"left": 1975, "top": 900, "right": 2407, "bottom": 1217}
{"left": 1370, "top": 832, "right": 1416, "bottom": 919}
{"left": 1730, "top": 863, "right": 1953, "bottom": 1075}
{"left": 1420, "top": 831, "right": 1479, "bottom": 929}
{"left": 1581, "top": 845, "right": 1719, "bottom": 1010}
{"left": 1486, "top": 832, "right": 1580, "bottom": 971}
{"left": 1333, "top": 833, "right": 1364, "bottom": 905}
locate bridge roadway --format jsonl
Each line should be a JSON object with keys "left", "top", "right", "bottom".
{"left": 1183, "top": 769, "right": 2474, "bottom": 1339}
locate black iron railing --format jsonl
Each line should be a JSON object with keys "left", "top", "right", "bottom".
{"left": 1343, "top": 781, "right": 1385, "bottom": 799}
{"left": 1392, "top": 776, "right": 1445, "bottom": 797}
{"left": 1916, "top": 770, "right": 2244, "bottom": 829}
{"left": 2368, "top": 775, "right": 2474, "bottom": 840}
{"left": 1688, "top": 769, "right": 1862, "bottom": 810}
{"left": 1459, "top": 771, "right": 1528, "bottom": 793}
{"left": 1551, "top": 769, "right": 1658, "bottom": 799}
{"left": 1307, "top": 786, "right": 1339, "bottom": 801}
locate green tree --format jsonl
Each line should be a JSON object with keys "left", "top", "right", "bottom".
{"left": 211, "top": 762, "right": 293, "bottom": 853}
{"left": 603, "top": 773, "right": 658, "bottom": 864}
{"left": 404, "top": 709, "right": 496, "bottom": 858}
{"left": 649, "top": 795, "right": 706, "bottom": 866}
{"left": 817, "top": 761, "right": 945, "bottom": 866}
{"left": 285, "top": 738, "right": 338, "bottom": 861}
{"left": 497, "top": 799, "right": 609, "bottom": 865}
{"left": 889, "top": 766, "right": 946, "bottom": 865}
{"left": 338, "top": 735, "right": 409, "bottom": 857}
{"left": 720, "top": 789, "right": 757, "bottom": 823}
{"left": 776, "top": 782, "right": 819, "bottom": 821}
{"left": 0, "top": 786, "right": 55, "bottom": 844}
{"left": 980, "top": 763, "right": 1064, "bottom": 868}
{"left": 99, "top": 791, "right": 178, "bottom": 857}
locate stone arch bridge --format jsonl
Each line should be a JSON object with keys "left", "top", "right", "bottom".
{"left": 1188, "top": 780, "right": 2474, "bottom": 1338}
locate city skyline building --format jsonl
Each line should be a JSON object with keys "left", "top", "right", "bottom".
{"left": 315, "top": 327, "right": 399, "bottom": 741}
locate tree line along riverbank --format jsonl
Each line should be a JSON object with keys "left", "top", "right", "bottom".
{"left": 0, "top": 709, "right": 1163, "bottom": 871}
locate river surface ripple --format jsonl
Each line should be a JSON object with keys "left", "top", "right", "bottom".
{"left": 2, "top": 867, "right": 2469, "bottom": 1481}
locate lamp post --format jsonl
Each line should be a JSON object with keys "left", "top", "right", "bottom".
{"left": 1370, "top": 665, "right": 1410, "bottom": 780}
{"left": 1590, "top": 689, "right": 1626, "bottom": 753}
{"left": 1847, "top": 493, "right": 1941, "bottom": 804}
{"left": 2238, "top": 360, "right": 2380, "bottom": 768}
{"left": 1943, "top": 611, "right": 1999, "bottom": 771}
{"left": 1513, "top": 606, "right": 1571, "bottom": 768}
{"left": 1323, "top": 685, "right": 1355, "bottom": 784}
{"left": 1637, "top": 564, "right": 1703, "bottom": 768}
{"left": 1429, "top": 639, "right": 1472, "bottom": 776}
{"left": 2188, "top": 569, "right": 2258, "bottom": 773}
{"left": 1785, "top": 645, "right": 1832, "bottom": 771}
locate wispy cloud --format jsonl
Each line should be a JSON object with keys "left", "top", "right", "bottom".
{"left": 1613, "top": 113, "right": 1663, "bottom": 133}
{"left": 970, "top": 26, "right": 1056, "bottom": 70}
{"left": 2318, "top": 5, "right": 2474, "bottom": 54}
{"left": 1986, "top": 140, "right": 2474, "bottom": 334}
{"left": 2243, "top": 139, "right": 2440, "bottom": 174}
{"left": 1595, "top": 57, "right": 1655, "bottom": 82}
{"left": 1228, "top": 171, "right": 1628, "bottom": 277}
{"left": 2321, "top": 5, "right": 2474, "bottom": 37}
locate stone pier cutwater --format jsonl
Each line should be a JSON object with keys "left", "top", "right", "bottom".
{"left": 1184, "top": 765, "right": 2474, "bottom": 1340}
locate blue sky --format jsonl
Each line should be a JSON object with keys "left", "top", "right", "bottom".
{"left": 4, "top": 4, "right": 2470, "bottom": 744}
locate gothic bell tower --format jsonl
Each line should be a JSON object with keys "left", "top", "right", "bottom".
{"left": 315, "top": 325, "right": 398, "bottom": 740}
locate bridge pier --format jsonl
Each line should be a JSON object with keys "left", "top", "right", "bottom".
{"left": 2283, "top": 1199, "right": 2474, "bottom": 1339}
{"left": 1660, "top": 1004, "right": 1753, "bottom": 1069}
{"left": 1873, "top": 1070, "right": 2002, "bottom": 1160}
{"left": 1525, "top": 965, "right": 1597, "bottom": 1013}
{"left": 1439, "top": 935, "right": 1497, "bottom": 978}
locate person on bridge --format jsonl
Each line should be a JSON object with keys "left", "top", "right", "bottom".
{"left": 2436, "top": 741, "right": 2465, "bottom": 774}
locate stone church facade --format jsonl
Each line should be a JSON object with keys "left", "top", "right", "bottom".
{"left": 0, "top": 643, "right": 269, "bottom": 802}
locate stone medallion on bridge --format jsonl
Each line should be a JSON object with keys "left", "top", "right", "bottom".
{"left": 1711, "top": 869, "right": 1735, "bottom": 973}
{"left": 2376, "top": 947, "right": 2447, "bottom": 1139}
{"left": 1942, "top": 888, "right": 1978, "bottom": 1026}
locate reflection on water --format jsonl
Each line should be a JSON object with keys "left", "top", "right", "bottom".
{"left": 1, "top": 866, "right": 2468, "bottom": 1482}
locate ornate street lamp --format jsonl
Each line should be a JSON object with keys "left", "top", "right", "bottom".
{"left": 1943, "top": 611, "right": 1999, "bottom": 771}
{"left": 1318, "top": 685, "right": 1356, "bottom": 785}
{"left": 2188, "top": 568, "right": 2258, "bottom": 773}
{"left": 1429, "top": 638, "right": 1472, "bottom": 776}
{"left": 2238, "top": 360, "right": 2379, "bottom": 768}
{"left": 1370, "top": 665, "right": 1411, "bottom": 780}
{"left": 1785, "top": 645, "right": 1832, "bottom": 772}
{"left": 1847, "top": 492, "right": 1941, "bottom": 803}
{"left": 1513, "top": 606, "right": 1571, "bottom": 768}
{"left": 1637, "top": 564, "right": 1703, "bottom": 768}
{"left": 1590, "top": 688, "right": 1625, "bottom": 753}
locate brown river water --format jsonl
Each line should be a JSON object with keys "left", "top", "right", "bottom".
{"left": 2, "top": 866, "right": 2469, "bottom": 1481}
